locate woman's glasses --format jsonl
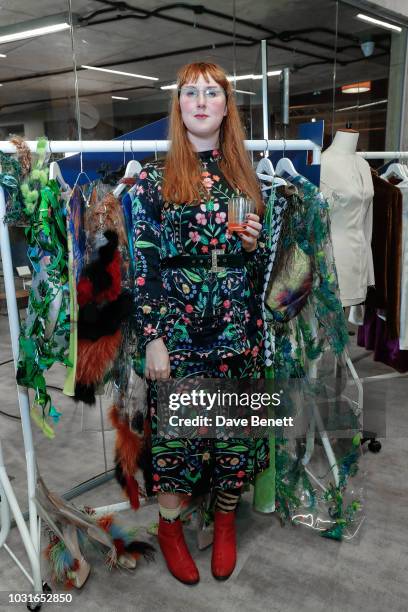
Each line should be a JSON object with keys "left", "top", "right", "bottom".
{"left": 178, "top": 86, "right": 226, "bottom": 100}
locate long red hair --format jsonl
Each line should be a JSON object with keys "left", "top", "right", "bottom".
{"left": 162, "top": 62, "right": 263, "bottom": 213}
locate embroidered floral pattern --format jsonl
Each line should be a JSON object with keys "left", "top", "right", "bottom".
{"left": 131, "top": 151, "right": 266, "bottom": 358}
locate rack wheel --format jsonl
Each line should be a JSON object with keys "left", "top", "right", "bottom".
{"left": 368, "top": 440, "right": 382, "bottom": 453}
{"left": 26, "top": 582, "right": 52, "bottom": 611}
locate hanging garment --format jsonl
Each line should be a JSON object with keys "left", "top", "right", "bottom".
{"left": 260, "top": 174, "right": 364, "bottom": 541}
{"left": 367, "top": 171, "right": 402, "bottom": 339}
{"left": 394, "top": 178, "right": 408, "bottom": 349}
{"left": 357, "top": 299, "right": 408, "bottom": 373}
{"left": 63, "top": 185, "right": 86, "bottom": 397}
{"left": 320, "top": 153, "right": 375, "bottom": 306}
{"left": 74, "top": 187, "right": 133, "bottom": 405}
{"left": 0, "top": 150, "right": 27, "bottom": 226}
{"left": 131, "top": 149, "right": 269, "bottom": 501}
{"left": 16, "top": 139, "right": 71, "bottom": 432}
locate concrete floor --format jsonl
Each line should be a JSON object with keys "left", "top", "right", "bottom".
{"left": 0, "top": 314, "right": 407, "bottom": 612}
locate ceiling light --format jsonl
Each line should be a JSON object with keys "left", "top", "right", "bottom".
{"left": 228, "top": 74, "right": 254, "bottom": 82}
{"left": 0, "top": 54, "right": 6, "bottom": 58}
{"left": 336, "top": 99, "right": 388, "bottom": 112}
{"left": 160, "top": 84, "right": 177, "bottom": 90}
{"left": 82, "top": 65, "right": 158, "bottom": 81}
{"left": 234, "top": 89, "right": 256, "bottom": 95}
{"left": 0, "top": 14, "right": 76, "bottom": 45}
{"left": 356, "top": 13, "right": 402, "bottom": 33}
{"left": 229, "top": 71, "right": 282, "bottom": 82}
{"left": 341, "top": 81, "right": 371, "bottom": 94}
{"left": 112, "top": 95, "right": 129, "bottom": 100}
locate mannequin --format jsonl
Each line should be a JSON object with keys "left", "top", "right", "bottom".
{"left": 320, "top": 129, "right": 375, "bottom": 307}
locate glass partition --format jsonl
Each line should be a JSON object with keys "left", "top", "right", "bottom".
{"left": 0, "top": 2, "right": 402, "bottom": 152}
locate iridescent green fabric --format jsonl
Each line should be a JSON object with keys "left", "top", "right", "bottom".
{"left": 261, "top": 174, "right": 364, "bottom": 541}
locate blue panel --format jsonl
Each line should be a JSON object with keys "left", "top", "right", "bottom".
{"left": 269, "top": 120, "right": 324, "bottom": 187}
{"left": 58, "top": 116, "right": 169, "bottom": 185}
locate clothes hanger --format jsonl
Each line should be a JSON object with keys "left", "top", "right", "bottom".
{"left": 113, "top": 159, "right": 142, "bottom": 198}
{"left": 381, "top": 162, "right": 408, "bottom": 182}
{"left": 256, "top": 142, "right": 286, "bottom": 189}
{"left": 275, "top": 156, "right": 299, "bottom": 179}
{"left": 49, "top": 161, "right": 71, "bottom": 192}
{"left": 274, "top": 138, "right": 299, "bottom": 179}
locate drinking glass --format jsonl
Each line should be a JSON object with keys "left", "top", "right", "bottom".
{"left": 227, "top": 195, "right": 255, "bottom": 232}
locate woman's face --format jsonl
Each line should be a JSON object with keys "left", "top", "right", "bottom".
{"left": 179, "top": 73, "right": 227, "bottom": 142}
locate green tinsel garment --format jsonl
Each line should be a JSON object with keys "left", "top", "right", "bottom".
{"left": 262, "top": 173, "right": 364, "bottom": 541}
{"left": 14, "top": 138, "right": 70, "bottom": 433}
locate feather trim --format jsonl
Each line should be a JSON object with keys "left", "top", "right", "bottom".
{"left": 76, "top": 330, "right": 121, "bottom": 386}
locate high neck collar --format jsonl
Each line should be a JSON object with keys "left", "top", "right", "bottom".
{"left": 197, "top": 148, "right": 222, "bottom": 163}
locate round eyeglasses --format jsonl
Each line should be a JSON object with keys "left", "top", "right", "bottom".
{"left": 178, "top": 86, "right": 227, "bottom": 100}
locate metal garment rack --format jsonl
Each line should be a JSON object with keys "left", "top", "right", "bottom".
{"left": 0, "top": 137, "right": 330, "bottom": 594}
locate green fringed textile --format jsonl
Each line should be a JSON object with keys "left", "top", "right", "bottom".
{"left": 15, "top": 139, "right": 70, "bottom": 432}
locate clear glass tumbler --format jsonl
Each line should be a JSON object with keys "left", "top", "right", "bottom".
{"left": 227, "top": 195, "right": 255, "bottom": 232}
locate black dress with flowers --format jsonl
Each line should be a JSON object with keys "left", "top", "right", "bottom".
{"left": 132, "top": 149, "right": 268, "bottom": 496}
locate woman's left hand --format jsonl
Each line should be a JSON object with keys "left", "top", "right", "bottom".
{"left": 238, "top": 213, "right": 262, "bottom": 253}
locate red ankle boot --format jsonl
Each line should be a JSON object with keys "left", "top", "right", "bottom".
{"left": 158, "top": 516, "right": 199, "bottom": 585}
{"left": 211, "top": 510, "right": 237, "bottom": 580}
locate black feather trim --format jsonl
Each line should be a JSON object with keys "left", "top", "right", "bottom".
{"left": 114, "top": 457, "right": 127, "bottom": 489}
{"left": 98, "top": 230, "right": 118, "bottom": 265}
{"left": 82, "top": 231, "right": 119, "bottom": 295}
{"left": 78, "top": 292, "right": 133, "bottom": 340}
{"left": 131, "top": 411, "right": 145, "bottom": 435}
{"left": 74, "top": 383, "right": 96, "bottom": 405}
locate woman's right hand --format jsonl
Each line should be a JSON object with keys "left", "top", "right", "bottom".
{"left": 145, "top": 337, "right": 171, "bottom": 380}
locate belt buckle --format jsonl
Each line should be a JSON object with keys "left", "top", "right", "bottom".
{"left": 211, "top": 249, "right": 225, "bottom": 273}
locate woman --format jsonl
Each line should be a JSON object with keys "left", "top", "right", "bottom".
{"left": 132, "top": 62, "right": 268, "bottom": 584}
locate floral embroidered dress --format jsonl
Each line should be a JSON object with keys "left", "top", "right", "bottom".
{"left": 131, "top": 149, "right": 268, "bottom": 496}
{"left": 133, "top": 149, "right": 265, "bottom": 360}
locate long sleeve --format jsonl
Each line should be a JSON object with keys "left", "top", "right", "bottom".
{"left": 363, "top": 191, "right": 375, "bottom": 287}
{"left": 131, "top": 166, "right": 168, "bottom": 352}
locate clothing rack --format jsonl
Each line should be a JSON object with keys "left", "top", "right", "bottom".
{"left": 358, "top": 151, "right": 408, "bottom": 160}
{"left": 0, "top": 139, "right": 322, "bottom": 163}
{"left": 0, "top": 137, "right": 350, "bottom": 596}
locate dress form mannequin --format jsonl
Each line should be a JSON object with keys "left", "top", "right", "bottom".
{"left": 325, "top": 129, "right": 359, "bottom": 155}
{"left": 320, "top": 129, "right": 375, "bottom": 307}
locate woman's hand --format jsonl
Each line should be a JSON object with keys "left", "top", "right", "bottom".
{"left": 145, "top": 337, "right": 171, "bottom": 380}
{"left": 238, "top": 213, "right": 262, "bottom": 253}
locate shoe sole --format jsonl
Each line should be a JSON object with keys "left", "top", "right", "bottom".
{"left": 212, "top": 571, "right": 234, "bottom": 581}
